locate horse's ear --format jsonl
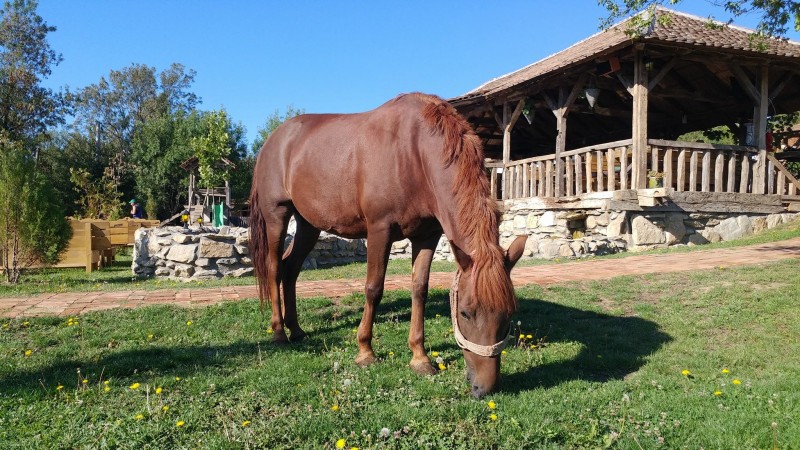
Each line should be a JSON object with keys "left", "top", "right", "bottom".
{"left": 450, "top": 241, "right": 472, "bottom": 272}
{"left": 504, "top": 235, "right": 528, "bottom": 271}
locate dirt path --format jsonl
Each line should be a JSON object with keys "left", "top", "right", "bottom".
{"left": 2, "top": 237, "right": 799, "bottom": 318}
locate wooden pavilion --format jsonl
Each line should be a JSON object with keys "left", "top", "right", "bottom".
{"left": 449, "top": 7, "right": 800, "bottom": 213}
{"left": 179, "top": 156, "right": 235, "bottom": 224}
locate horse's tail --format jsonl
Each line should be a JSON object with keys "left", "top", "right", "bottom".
{"left": 248, "top": 188, "right": 269, "bottom": 311}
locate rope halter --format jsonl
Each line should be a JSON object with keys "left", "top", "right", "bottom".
{"left": 450, "top": 271, "right": 511, "bottom": 357}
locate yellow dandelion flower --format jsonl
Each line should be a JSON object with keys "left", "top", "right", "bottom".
{"left": 155, "top": 387, "right": 163, "bottom": 394}
{"left": 438, "top": 362, "right": 446, "bottom": 370}
{"left": 130, "top": 382, "right": 141, "bottom": 390}
{"left": 526, "top": 334, "right": 533, "bottom": 339}
{"left": 351, "top": 448, "right": 359, "bottom": 450}
{"left": 162, "top": 405, "right": 169, "bottom": 412}
{"left": 501, "top": 350, "right": 507, "bottom": 355}
{"left": 732, "top": 379, "right": 742, "bottom": 385}
{"left": 82, "top": 379, "right": 88, "bottom": 385}
{"left": 721, "top": 368, "right": 730, "bottom": 374}
{"left": 530, "top": 344, "right": 536, "bottom": 349}
{"left": 104, "top": 380, "right": 110, "bottom": 385}
{"left": 135, "top": 414, "right": 144, "bottom": 420}
{"left": 352, "top": 328, "right": 358, "bottom": 334}
{"left": 266, "top": 329, "right": 273, "bottom": 335}
{"left": 23, "top": 321, "right": 29, "bottom": 326}
{"left": 186, "top": 320, "right": 193, "bottom": 326}
{"left": 176, "top": 420, "right": 185, "bottom": 427}
{"left": 56, "top": 385, "right": 63, "bottom": 391}
{"left": 681, "top": 369, "right": 690, "bottom": 376}
{"left": 336, "top": 439, "right": 346, "bottom": 449}
{"left": 435, "top": 314, "right": 441, "bottom": 318}
{"left": 104, "top": 386, "right": 110, "bottom": 392}
{"left": 331, "top": 404, "right": 339, "bottom": 412}
{"left": 487, "top": 400, "right": 496, "bottom": 410}
{"left": 489, "top": 413, "right": 498, "bottom": 421}
{"left": 147, "top": 334, "right": 154, "bottom": 340}
{"left": 714, "top": 391, "right": 722, "bottom": 396}
{"left": 175, "top": 377, "right": 181, "bottom": 381}
{"left": 24, "top": 349, "right": 32, "bottom": 357}
{"left": 388, "top": 351, "right": 394, "bottom": 356}
{"left": 431, "top": 351, "right": 439, "bottom": 357}
{"left": 519, "top": 333, "right": 525, "bottom": 339}
{"left": 241, "top": 420, "right": 251, "bottom": 427}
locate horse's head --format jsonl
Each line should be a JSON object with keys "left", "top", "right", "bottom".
{"left": 450, "top": 235, "right": 527, "bottom": 398}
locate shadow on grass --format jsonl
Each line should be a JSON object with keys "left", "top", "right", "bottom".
{"left": 0, "top": 290, "right": 670, "bottom": 396}
{"left": 501, "top": 293, "right": 672, "bottom": 392}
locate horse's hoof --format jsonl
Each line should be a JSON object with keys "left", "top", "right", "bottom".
{"left": 355, "top": 353, "right": 377, "bottom": 367}
{"left": 410, "top": 360, "right": 436, "bottom": 376}
{"left": 271, "top": 330, "right": 290, "bottom": 344}
{"left": 289, "top": 329, "right": 307, "bottom": 342}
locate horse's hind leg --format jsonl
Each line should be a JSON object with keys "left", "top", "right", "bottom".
{"left": 281, "top": 214, "right": 320, "bottom": 342}
{"left": 264, "top": 203, "right": 293, "bottom": 343}
{"left": 408, "top": 234, "right": 440, "bottom": 376}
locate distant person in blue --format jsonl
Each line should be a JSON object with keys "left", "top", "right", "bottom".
{"left": 129, "top": 199, "right": 143, "bottom": 219}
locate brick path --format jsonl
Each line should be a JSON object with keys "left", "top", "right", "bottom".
{"left": 2, "top": 237, "right": 799, "bottom": 319}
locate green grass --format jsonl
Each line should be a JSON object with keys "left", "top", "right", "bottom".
{"left": 2, "top": 259, "right": 799, "bottom": 448}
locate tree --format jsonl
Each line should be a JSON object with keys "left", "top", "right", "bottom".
{"left": 0, "top": 138, "right": 70, "bottom": 283}
{"left": 69, "top": 63, "right": 200, "bottom": 211}
{"left": 599, "top": 1, "right": 800, "bottom": 37}
{"left": 0, "top": 0, "right": 70, "bottom": 282}
{"left": 0, "top": 0, "right": 67, "bottom": 159}
{"left": 192, "top": 109, "right": 231, "bottom": 189}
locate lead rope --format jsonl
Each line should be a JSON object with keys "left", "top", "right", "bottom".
{"left": 450, "top": 271, "right": 511, "bottom": 358}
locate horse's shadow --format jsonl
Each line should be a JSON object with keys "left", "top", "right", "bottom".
{"left": 367, "top": 290, "right": 671, "bottom": 391}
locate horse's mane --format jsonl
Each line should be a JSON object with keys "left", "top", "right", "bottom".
{"left": 402, "top": 93, "right": 516, "bottom": 315}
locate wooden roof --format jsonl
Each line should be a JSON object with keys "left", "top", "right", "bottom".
{"left": 451, "top": 7, "right": 800, "bottom": 108}
{"left": 449, "top": 7, "right": 800, "bottom": 161}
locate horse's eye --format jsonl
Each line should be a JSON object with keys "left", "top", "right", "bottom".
{"left": 460, "top": 310, "right": 470, "bottom": 320}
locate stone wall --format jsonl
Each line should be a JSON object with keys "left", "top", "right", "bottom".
{"left": 133, "top": 209, "right": 799, "bottom": 280}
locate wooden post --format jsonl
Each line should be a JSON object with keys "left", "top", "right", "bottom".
{"left": 501, "top": 99, "right": 525, "bottom": 199}
{"left": 545, "top": 74, "right": 587, "bottom": 198}
{"left": 84, "top": 222, "right": 93, "bottom": 273}
{"left": 632, "top": 48, "right": 649, "bottom": 189}
{"left": 753, "top": 66, "right": 769, "bottom": 194}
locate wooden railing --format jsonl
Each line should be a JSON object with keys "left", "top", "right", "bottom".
{"left": 488, "top": 139, "right": 800, "bottom": 200}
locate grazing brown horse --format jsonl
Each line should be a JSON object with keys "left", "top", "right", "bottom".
{"left": 249, "top": 93, "right": 527, "bottom": 397}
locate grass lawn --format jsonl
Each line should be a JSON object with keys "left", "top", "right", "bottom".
{"left": 2, "top": 258, "right": 799, "bottom": 448}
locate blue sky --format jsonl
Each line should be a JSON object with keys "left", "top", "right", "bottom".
{"left": 38, "top": 1, "right": 800, "bottom": 147}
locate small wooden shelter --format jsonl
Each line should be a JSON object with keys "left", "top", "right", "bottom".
{"left": 449, "top": 7, "right": 800, "bottom": 212}
{"left": 179, "top": 156, "right": 236, "bottom": 224}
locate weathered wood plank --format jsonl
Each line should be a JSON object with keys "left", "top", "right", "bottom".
{"left": 727, "top": 153, "right": 737, "bottom": 193}
{"left": 545, "top": 160, "right": 554, "bottom": 197}
{"left": 596, "top": 150, "right": 604, "bottom": 193}
{"left": 585, "top": 153, "right": 593, "bottom": 193}
{"left": 740, "top": 156, "right": 751, "bottom": 193}
{"left": 677, "top": 149, "right": 686, "bottom": 192}
{"left": 575, "top": 155, "right": 583, "bottom": 195}
{"left": 620, "top": 147, "right": 629, "bottom": 190}
{"left": 689, "top": 151, "right": 698, "bottom": 192}
{"left": 664, "top": 148, "right": 674, "bottom": 190}
{"left": 565, "top": 156, "right": 574, "bottom": 196}
{"left": 714, "top": 151, "right": 725, "bottom": 193}
{"left": 702, "top": 151, "right": 711, "bottom": 192}
{"left": 606, "top": 149, "right": 616, "bottom": 191}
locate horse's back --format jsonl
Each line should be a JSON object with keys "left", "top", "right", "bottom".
{"left": 253, "top": 94, "right": 444, "bottom": 237}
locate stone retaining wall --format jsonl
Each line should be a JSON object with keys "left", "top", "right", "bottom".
{"left": 133, "top": 209, "right": 799, "bottom": 280}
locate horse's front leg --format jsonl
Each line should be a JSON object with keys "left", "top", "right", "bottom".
{"left": 355, "top": 227, "right": 392, "bottom": 367}
{"left": 408, "top": 235, "right": 440, "bottom": 375}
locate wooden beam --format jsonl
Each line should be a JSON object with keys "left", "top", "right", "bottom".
{"left": 729, "top": 63, "right": 760, "bottom": 104}
{"left": 502, "top": 99, "right": 525, "bottom": 164}
{"left": 632, "top": 50, "right": 649, "bottom": 189}
{"left": 616, "top": 71, "right": 634, "bottom": 96}
{"left": 752, "top": 65, "right": 769, "bottom": 194}
{"left": 648, "top": 57, "right": 678, "bottom": 91}
{"left": 769, "top": 72, "right": 794, "bottom": 100}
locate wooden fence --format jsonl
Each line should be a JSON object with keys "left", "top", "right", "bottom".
{"left": 54, "top": 218, "right": 158, "bottom": 273}
{"left": 489, "top": 139, "right": 800, "bottom": 201}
